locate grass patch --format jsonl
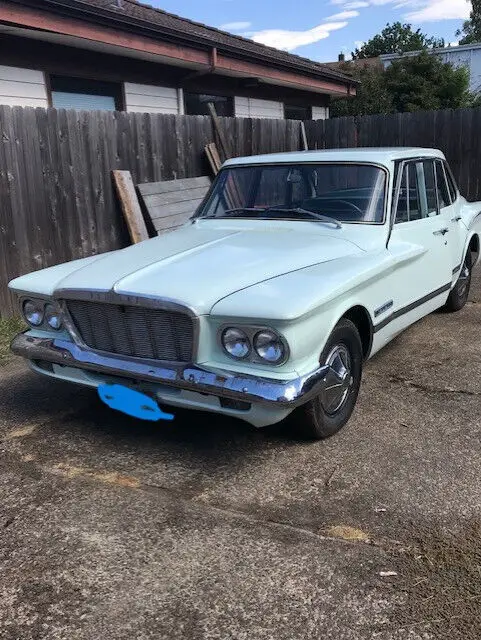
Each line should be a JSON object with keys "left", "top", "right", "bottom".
{"left": 0, "top": 317, "right": 25, "bottom": 366}
{"left": 388, "top": 519, "right": 481, "bottom": 639}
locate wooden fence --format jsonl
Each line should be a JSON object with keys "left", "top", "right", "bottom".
{"left": 305, "top": 108, "right": 481, "bottom": 202}
{"left": 1, "top": 105, "right": 481, "bottom": 317}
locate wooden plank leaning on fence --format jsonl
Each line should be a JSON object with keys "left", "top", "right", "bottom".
{"left": 112, "top": 170, "right": 149, "bottom": 244}
{"left": 114, "top": 171, "right": 211, "bottom": 242}
{"left": 138, "top": 176, "right": 211, "bottom": 235}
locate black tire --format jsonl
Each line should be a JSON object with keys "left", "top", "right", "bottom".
{"left": 290, "top": 318, "right": 363, "bottom": 440}
{"left": 444, "top": 252, "right": 472, "bottom": 312}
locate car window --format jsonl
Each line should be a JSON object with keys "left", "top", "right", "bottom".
{"left": 444, "top": 162, "right": 458, "bottom": 203}
{"left": 199, "top": 163, "right": 387, "bottom": 223}
{"left": 254, "top": 166, "right": 290, "bottom": 207}
{"left": 422, "top": 160, "right": 438, "bottom": 215}
{"left": 395, "top": 162, "right": 422, "bottom": 223}
{"left": 435, "top": 160, "right": 451, "bottom": 209}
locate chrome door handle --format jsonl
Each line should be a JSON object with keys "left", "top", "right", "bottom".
{"left": 433, "top": 228, "right": 449, "bottom": 236}
{"left": 451, "top": 216, "right": 462, "bottom": 222}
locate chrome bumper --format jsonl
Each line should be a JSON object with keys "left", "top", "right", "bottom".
{"left": 11, "top": 334, "right": 329, "bottom": 407}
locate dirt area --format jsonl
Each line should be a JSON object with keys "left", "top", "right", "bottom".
{"left": 1, "top": 275, "right": 481, "bottom": 639}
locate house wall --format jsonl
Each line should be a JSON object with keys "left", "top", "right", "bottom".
{"left": 234, "top": 96, "right": 284, "bottom": 119}
{"left": 124, "top": 83, "right": 181, "bottom": 114}
{"left": 0, "top": 65, "right": 48, "bottom": 108}
{"left": 0, "top": 36, "right": 332, "bottom": 118}
{"left": 312, "top": 106, "right": 329, "bottom": 120}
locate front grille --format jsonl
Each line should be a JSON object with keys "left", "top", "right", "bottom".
{"left": 66, "top": 300, "right": 194, "bottom": 362}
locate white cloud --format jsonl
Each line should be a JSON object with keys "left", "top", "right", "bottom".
{"left": 218, "top": 21, "right": 252, "bottom": 31}
{"left": 403, "top": 0, "right": 470, "bottom": 22}
{"left": 343, "top": 1, "right": 369, "bottom": 7}
{"left": 250, "top": 21, "right": 349, "bottom": 51}
{"left": 325, "top": 10, "right": 360, "bottom": 19}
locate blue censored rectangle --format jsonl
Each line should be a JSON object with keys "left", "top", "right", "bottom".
{"left": 98, "top": 383, "right": 174, "bottom": 422}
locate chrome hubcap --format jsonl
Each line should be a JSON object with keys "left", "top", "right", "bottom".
{"left": 457, "top": 261, "right": 470, "bottom": 297}
{"left": 320, "top": 344, "right": 353, "bottom": 415}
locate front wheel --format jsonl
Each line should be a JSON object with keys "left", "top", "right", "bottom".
{"left": 444, "top": 252, "right": 471, "bottom": 312}
{"left": 290, "top": 318, "right": 363, "bottom": 440}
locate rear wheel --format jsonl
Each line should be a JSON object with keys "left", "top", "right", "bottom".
{"left": 291, "top": 318, "right": 363, "bottom": 440}
{"left": 444, "top": 252, "right": 471, "bottom": 312}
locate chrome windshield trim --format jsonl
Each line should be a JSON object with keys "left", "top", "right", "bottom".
{"left": 195, "top": 161, "right": 389, "bottom": 225}
{"left": 11, "top": 333, "right": 329, "bottom": 407}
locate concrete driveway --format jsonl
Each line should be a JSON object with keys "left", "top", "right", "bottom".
{"left": 1, "top": 275, "right": 481, "bottom": 640}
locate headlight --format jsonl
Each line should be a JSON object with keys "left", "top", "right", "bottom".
{"left": 45, "top": 303, "right": 62, "bottom": 330}
{"left": 221, "top": 327, "right": 251, "bottom": 359}
{"left": 23, "top": 299, "right": 44, "bottom": 326}
{"left": 254, "top": 330, "right": 286, "bottom": 364}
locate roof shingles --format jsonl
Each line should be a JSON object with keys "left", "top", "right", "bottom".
{"left": 67, "top": 0, "right": 354, "bottom": 85}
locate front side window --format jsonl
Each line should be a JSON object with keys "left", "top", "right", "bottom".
{"left": 395, "top": 163, "right": 422, "bottom": 223}
{"left": 198, "top": 163, "right": 387, "bottom": 224}
{"left": 395, "top": 159, "right": 442, "bottom": 223}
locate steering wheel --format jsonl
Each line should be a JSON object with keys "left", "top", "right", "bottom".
{"left": 335, "top": 199, "right": 364, "bottom": 216}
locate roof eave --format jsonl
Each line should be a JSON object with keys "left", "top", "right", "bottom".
{"left": 8, "top": 0, "right": 357, "bottom": 87}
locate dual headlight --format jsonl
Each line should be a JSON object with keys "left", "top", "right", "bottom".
{"left": 22, "top": 299, "right": 63, "bottom": 331}
{"left": 221, "top": 327, "right": 287, "bottom": 365}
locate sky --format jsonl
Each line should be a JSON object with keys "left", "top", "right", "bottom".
{"left": 149, "top": 0, "right": 471, "bottom": 62}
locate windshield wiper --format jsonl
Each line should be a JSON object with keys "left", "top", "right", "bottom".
{"left": 263, "top": 207, "right": 342, "bottom": 228}
{"left": 221, "top": 207, "right": 266, "bottom": 217}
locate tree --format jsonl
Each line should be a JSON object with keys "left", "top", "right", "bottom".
{"left": 352, "top": 22, "right": 445, "bottom": 59}
{"left": 457, "top": 0, "right": 481, "bottom": 44}
{"left": 385, "top": 52, "right": 472, "bottom": 112}
{"left": 330, "top": 64, "right": 394, "bottom": 117}
{"left": 331, "top": 52, "right": 472, "bottom": 117}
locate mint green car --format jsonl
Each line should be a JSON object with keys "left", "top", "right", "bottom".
{"left": 9, "top": 148, "right": 481, "bottom": 438}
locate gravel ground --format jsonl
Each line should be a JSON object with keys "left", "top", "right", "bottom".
{"left": 1, "top": 274, "right": 481, "bottom": 639}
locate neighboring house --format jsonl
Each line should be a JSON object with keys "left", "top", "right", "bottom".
{"left": 0, "top": 0, "right": 357, "bottom": 120}
{"left": 323, "top": 54, "right": 383, "bottom": 73}
{"left": 381, "top": 43, "right": 481, "bottom": 94}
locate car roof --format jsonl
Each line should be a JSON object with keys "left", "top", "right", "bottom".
{"left": 223, "top": 147, "right": 446, "bottom": 168}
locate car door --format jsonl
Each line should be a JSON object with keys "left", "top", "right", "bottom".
{"left": 435, "top": 159, "right": 465, "bottom": 276}
{"left": 385, "top": 159, "right": 452, "bottom": 335}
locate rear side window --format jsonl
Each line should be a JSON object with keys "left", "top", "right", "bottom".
{"left": 435, "top": 160, "right": 451, "bottom": 208}
{"left": 422, "top": 160, "right": 438, "bottom": 215}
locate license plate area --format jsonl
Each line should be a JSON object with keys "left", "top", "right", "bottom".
{"left": 98, "top": 383, "right": 174, "bottom": 421}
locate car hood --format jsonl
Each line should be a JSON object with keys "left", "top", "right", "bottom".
{"left": 13, "top": 224, "right": 363, "bottom": 315}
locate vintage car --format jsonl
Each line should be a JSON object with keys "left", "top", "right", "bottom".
{"left": 9, "top": 148, "right": 481, "bottom": 439}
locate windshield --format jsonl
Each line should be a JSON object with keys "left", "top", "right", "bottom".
{"left": 197, "top": 163, "right": 387, "bottom": 224}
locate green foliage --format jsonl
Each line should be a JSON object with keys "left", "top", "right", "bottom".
{"left": 331, "top": 52, "right": 473, "bottom": 118}
{"left": 0, "top": 317, "right": 25, "bottom": 366}
{"left": 386, "top": 52, "right": 472, "bottom": 112}
{"left": 457, "top": 0, "right": 481, "bottom": 44}
{"left": 352, "top": 22, "right": 445, "bottom": 59}
{"left": 330, "top": 64, "right": 393, "bottom": 117}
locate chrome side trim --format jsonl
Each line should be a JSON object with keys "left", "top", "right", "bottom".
{"left": 373, "top": 282, "right": 451, "bottom": 333}
{"left": 11, "top": 334, "right": 330, "bottom": 407}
